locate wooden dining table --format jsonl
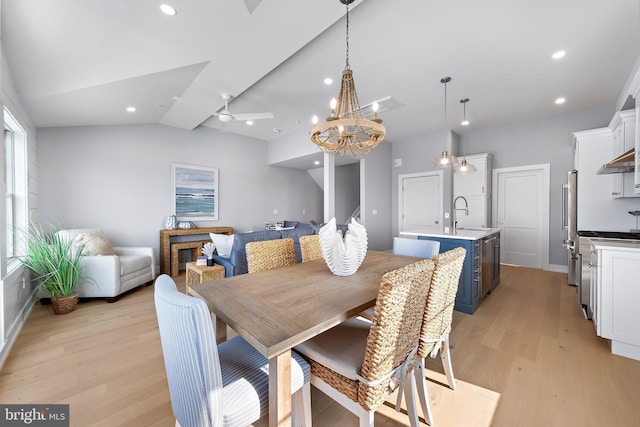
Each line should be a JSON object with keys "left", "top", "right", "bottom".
{"left": 188, "top": 250, "right": 419, "bottom": 427}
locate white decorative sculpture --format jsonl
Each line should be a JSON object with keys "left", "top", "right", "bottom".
{"left": 318, "top": 217, "right": 368, "bottom": 276}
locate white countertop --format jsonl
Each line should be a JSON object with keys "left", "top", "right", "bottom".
{"left": 590, "top": 238, "right": 640, "bottom": 251}
{"left": 400, "top": 227, "right": 501, "bottom": 241}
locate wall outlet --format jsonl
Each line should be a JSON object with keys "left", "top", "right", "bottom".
{"left": 393, "top": 158, "right": 402, "bottom": 167}
{"left": 444, "top": 226, "right": 450, "bottom": 233}
{"left": 445, "top": 212, "right": 450, "bottom": 219}
{"left": 273, "top": 209, "right": 278, "bottom": 215}
{"left": 302, "top": 208, "right": 306, "bottom": 215}
{"left": 372, "top": 209, "right": 378, "bottom": 215}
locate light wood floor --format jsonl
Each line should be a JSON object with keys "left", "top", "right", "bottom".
{"left": 1, "top": 265, "right": 639, "bottom": 426}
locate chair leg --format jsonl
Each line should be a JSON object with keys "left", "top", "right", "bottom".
{"left": 358, "top": 411, "right": 374, "bottom": 427}
{"left": 414, "top": 360, "right": 433, "bottom": 426}
{"left": 440, "top": 335, "right": 456, "bottom": 390}
{"left": 404, "top": 369, "right": 420, "bottom": 427}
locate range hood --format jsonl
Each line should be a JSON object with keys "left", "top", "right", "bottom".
{"left": 597, "top": 148, "right": 635, "bottom": 174}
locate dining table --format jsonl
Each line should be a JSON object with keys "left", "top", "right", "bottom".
{"left": 188, "top": 249, "right": 420, "bottom": 427}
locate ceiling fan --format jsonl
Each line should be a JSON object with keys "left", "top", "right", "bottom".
{"left": 214, "top": 93, "right": 274, "bottom": 124}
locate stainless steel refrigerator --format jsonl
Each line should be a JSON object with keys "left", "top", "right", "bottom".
{"left": 563, "top": 170, "right": 579, "bottom": 286}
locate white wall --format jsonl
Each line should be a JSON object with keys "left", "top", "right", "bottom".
{"left": 0, "top": 47, "right": 40, "bottom": 368}
{"left": 335, "top": 163, "right": 360, "bottom": 224}
{"left": 361, "top": 141, "right": 392, "bottom": 250}
{"left": 392, "top": 104, "right": 616, "bottom": 266}
{"left": 37, "top": 125, "right": 323, "bottom": 258}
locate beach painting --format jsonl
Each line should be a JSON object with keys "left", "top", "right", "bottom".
{"left": 171, "top": 163, "right": 218, "bottom": 221}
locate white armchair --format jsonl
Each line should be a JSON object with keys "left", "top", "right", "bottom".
{"left": 56, "top": 228, "right": 156, "bottom": 302}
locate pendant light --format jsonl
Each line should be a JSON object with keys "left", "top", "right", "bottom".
{"left": 455, "top": 98, "right": 476, "bottom": 174}
{"left": 309, "top": 0, "right": 385, "bottom": 157}
{"left": 433, "top": 77, "right": 458, "bottom": 167}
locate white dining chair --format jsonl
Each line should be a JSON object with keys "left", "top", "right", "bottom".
{"left": 393, "top": 237, "right": 440, "bottom": 259}
{"left": 154, "top": 274, "right": 312, "bottom": 427}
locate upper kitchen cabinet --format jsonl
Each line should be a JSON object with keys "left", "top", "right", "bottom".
{"left": 609, "top": 110, "right": 639, "bottom": 198}
{"left": 454, "top": 153, "right": 492, "bottom": 196}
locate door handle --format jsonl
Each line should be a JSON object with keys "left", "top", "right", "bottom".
{"left": 434, "top": 220, "right": 439, "bottom": 224}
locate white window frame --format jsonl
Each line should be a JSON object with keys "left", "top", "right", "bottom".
{"left": 3, "top": 108, "right": 28, "bottom": 276}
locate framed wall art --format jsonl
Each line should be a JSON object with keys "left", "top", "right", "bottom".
{"left": 171, "top": 163, "right": 218, "bottom": 221}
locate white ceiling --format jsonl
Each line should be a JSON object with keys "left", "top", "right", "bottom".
{"left": 2, "top": 0, "right": 639, "bottom": 150}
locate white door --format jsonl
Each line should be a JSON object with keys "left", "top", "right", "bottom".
{"left": 399, "top": 172, "right": 443, "bottom": 234}
{"left": 493, "top": 165, "right": 549, "bottom": 269}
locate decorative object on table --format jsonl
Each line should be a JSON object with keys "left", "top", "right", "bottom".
{"left": 196, "top": 255, "right": 208, "bottom": 266}
{"left": 318, "top": 217, "right": 367, "bottom": 276}
{"left": 164, "top": 214, "right": 178, "bottom": 230}
{"left": 309, "top": 0, "right": 385, "bottom": 157}
{"left": 14, "top": 223, "right": 84, "bottom": 314}
{"left": 201, "top": 242, "right": 216, "bottom": 266}
{"left": 171, "top": 163, "right": 218, "bottom": 221}
{"left": 177, "top": 221, "right": 192, "bottom": 230}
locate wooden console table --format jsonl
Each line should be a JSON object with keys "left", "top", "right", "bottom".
{"left": 159, "top": 227, "right": 233, "bottom": 275}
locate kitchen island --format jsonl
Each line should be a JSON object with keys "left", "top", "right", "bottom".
{"left": 401, "top": 227, "right": 501, "bottom": 314}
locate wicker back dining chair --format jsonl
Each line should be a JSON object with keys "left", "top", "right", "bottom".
{"left": 245, "top": 238, "right": 297, "bottom": 273}
{"left": 295, "top": 259, "right": 435, "bottom": 427}
{"left": 359, "top": 237, "right": 441, "bottom": 321}
{"left": 413, "top": 247, "right": 466, "bottom": 425}
{"left": 393, "top": 237, "right": 440, "bottom": 259}
{"left": 299, "top": 235, "right": 323, "bottom": 262}
{"left": 154, "top": 274, "right": 312, "bottom": 427}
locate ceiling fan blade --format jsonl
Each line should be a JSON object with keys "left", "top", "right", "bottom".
{"left": 232, "top": 112, "right": 274, "bottom": 121}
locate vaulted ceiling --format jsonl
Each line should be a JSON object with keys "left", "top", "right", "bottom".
{"left": 2, "top": 0, "right": 639, "bottom": 144}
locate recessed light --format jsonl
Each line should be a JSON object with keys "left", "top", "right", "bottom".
{"left": 126, "top": 106, "right": 136, "bottom": 113}
{"left": 311, "top": 115, "right": 319, "bottom": 125}
{"left": 160, "top": 4, "right": 177, "bottom": 16}
{"left": 246, "top": 120, "right": 254, "bottom": 126}
{"left": 272, "top": 128, "right": 282, "bottom": 133}
{"left": 555, "top": 97, "right": 566, "bottom": 105}
{"left": 324, "top": 77, "right": 333, "bottom": 85}
{"left": 552, "top": 50, "right": 566, "bottom": 60}
{"left": 314, "top": 160, "right": 320, "bottom": 165}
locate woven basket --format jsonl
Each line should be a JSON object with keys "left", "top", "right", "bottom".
{"left": 51, "top": 293, "right": 78, "bottom": 315}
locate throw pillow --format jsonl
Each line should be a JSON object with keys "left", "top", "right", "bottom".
{"left": 210, "top": 233, "right": 234, "bottom": 258}
{"left": 74, "top": 233, "right": 115, "bottom": 256}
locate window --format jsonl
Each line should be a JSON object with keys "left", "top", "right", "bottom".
{"left": 4, "top": 108, "right": 27, "bottom": 274}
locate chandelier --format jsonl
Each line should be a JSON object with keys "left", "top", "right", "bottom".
{"left": 310, "top": 0, "right": 385, "bottom": 157}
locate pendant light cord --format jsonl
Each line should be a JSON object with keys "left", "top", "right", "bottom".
{"left": 345, "top": 1, "right": 350, "bottom": 70}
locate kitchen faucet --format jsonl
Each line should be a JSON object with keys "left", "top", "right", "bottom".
{"left": 453, "top": 195, "right": 469, "bottom": 234}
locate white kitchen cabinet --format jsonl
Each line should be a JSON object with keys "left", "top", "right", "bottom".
{"left": 609, "top": 110, "right": 638, "bottom": 198}
{"left": 590, "top": 240, "right": 640, "bottom": 361}
{"left": 454, "top": 153, "right": 492, "bottom": 196}
{"left": 453, "top": 153, "right": 492, "bottom": 228}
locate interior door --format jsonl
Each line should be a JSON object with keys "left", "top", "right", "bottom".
{"left": 399, "top": 172, "right": 442, "bottom": 234}
{"left": 494, "top": 166, "right": 547, "bottom": 268}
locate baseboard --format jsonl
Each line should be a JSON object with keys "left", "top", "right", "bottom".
{"left": 545, "top": 264, "right": 567, "bottom": 273}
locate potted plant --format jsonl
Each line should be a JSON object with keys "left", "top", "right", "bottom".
{"left": 15, "top": 223, "right": 83, "bottom": 314}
